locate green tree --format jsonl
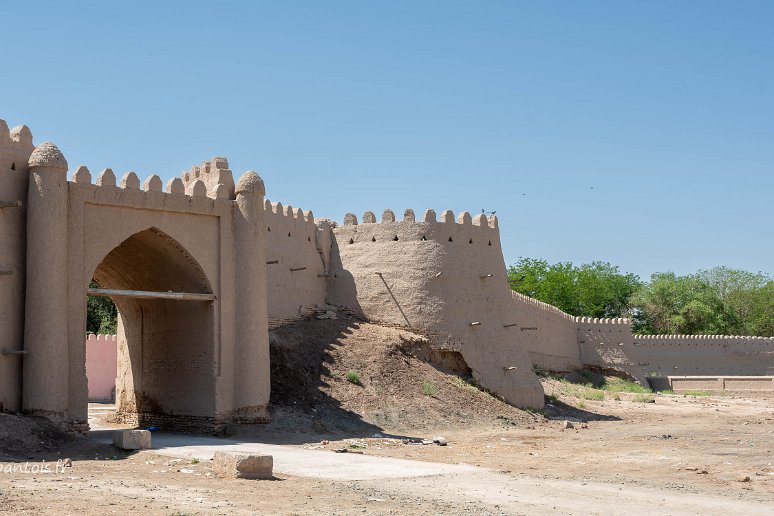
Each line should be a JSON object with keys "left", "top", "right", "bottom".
{"left": 508, "top": 258, "right": 640, "bottom": 317}
{"left": 86, "top": 280, "right": 118, "bottom": 334}
{"left": 631, "top": 267, "right": 773, "bottom": 336}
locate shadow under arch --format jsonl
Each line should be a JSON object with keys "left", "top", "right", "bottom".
{"left": 87, "top": 227, "right": 217, "bottom": 429}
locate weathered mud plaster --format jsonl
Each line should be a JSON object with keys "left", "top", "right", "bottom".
{"left": 0, "top": 119, "right": 272, "bottom": 432}
{"left": 327, "top": 210, "right": 545, "bottom": 408}
{"left": 7, "top": 116, "right": 771, "bottom": 429}
{"left": 633, "top": 335, "right": 774, "bottom": 376}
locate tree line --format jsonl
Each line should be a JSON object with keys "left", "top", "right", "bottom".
{"left": 508, "top": 258, "right": 773, "bottom": 337}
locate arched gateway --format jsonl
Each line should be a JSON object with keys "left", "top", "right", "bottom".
{"left": 20, "top": 142, "right": 269, "bottom": 432}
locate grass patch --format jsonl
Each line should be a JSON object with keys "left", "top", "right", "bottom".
{"left": 658, "top": 389, "right": 675, "bottom": 395}
{"left": 450, "top": 376, "right": 480, "bottom": 394}
{"left": 577, "top": 400, "right": 586, "bottom": 409}
{"left": 580, "top": 389, "right": 605, "bottom": 400}
{"left": 190, "top": 458, "right": 199, "bottom": 464}
{"left": 633, "top": 394, "right": 655, "bottom": 403}
{"left": 346, "top": 370, "right": 361, "bottom": 385}
{"left": 682, "top": 390, "right": 713, "bottom": 397}
{"left": 613, "top": 393, "right": 621, "bottom": 401}
{"left": 546, "top": 394, "right": 558, "bottom": 403}
{"left": 559, "top": 381, "right": 605, "bottom": 401}
{"left": 603, "top": 377, "right": 651, "bottom": 394}
{"left": 422, "top": 382, "right": 437, "bottom": 396}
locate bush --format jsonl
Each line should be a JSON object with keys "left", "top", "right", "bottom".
{"left": 345, "top": 371, "right": 361, "bottom": 385}
{"left": 632, "top": 394, "right": 655, "bottom": 403}
{"left": 421, "top": 382, "right": 437, "bottom": 396}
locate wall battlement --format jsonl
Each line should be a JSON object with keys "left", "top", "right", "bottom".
{"left": 68, "top": 165, "right": 236, "bottom": 216}
{"left": 181, "top": 157, "right": 235, "bottom": 200}
{"left": 328, "top": 207, "right": 545, "bottom": 408}
{"left": 263, "top": 199, "right": 328, "bottom": 329}
{"left": 511, "top": 291, "right": 576, "bottom": 321}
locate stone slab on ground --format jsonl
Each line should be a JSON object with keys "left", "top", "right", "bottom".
{"left": 213, "top": 451, "right": 273, "bottom": 479}
{"left": 112, "top": 429, "right": 151, "bottom": 450}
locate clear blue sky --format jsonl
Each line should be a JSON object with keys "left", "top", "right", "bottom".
{"left": 3, "top": 1, "right": 772, "bottom": 280}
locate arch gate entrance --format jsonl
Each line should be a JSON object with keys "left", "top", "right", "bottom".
{"left": 20, "top": 142, "right": 269, "bottom": 432}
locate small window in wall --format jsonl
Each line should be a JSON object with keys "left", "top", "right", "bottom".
{"left": 10, "top": 162, "right": 15, "bottom": 171}
{"left": 488, "top": 240, "right": 492, "bottom": 246}
{"left": 268, "top": 227, "right": 271, "bottom": 232}
{"left": 308, "top": 236, "right": 311, "bottom": 242}
{"left": 288, "top": 232, "right": 291, "bottom": 237}
{"left": 448, "top": 236, "right": 453, "bottom": 242}
{"left": 392, "top": 235, "right": 399, "bottom": 241}
{"left": 348, "top": 238, "right": 354, "bottom": 244}
{"left": 371, "top": 236, "right": 376, "bottom": 242}
{"left": 421, "top": 236, "right": 427, "bottom": 241}
{"left": 468, "top": 239, "right": 473, "bottom": 244}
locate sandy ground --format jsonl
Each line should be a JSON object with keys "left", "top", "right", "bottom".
{"left": 1, "top": 390, "right": 772, "bottom": 515}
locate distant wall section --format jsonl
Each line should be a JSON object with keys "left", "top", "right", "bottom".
{"left": 634, "top": 335, "right": 774, "bottom": 376}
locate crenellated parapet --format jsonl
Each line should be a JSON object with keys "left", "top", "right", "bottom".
{"left": 263, "top": 199, "right": 317, "bottom": 232}
{"left": 327, "top": 207, "right": 545, "bottom": 408}
{"left": 69, "top": 164, "right": 235, "bottom": 216}
{"left": 334, "top": 208, "right": 500, "bottom": 249}
{"left": 511, "top": 291, "right": 576, "bottom": 321}
{"left": 262, "top": 199, "right": 328, "bottom": 329}
{"left": 180, "top": 157, "right": 236, "bottom": 200}
{"left": 634, "top": 334, "right": 774, "bottom": 348}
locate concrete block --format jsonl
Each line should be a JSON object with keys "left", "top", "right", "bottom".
{"left": 113, "top": 429, "right": 152, "bottom": 450}
{"left": 213, "top": 451, "right": 273, "bottom": 480}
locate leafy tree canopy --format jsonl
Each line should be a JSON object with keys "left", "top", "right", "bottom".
{"left": 508, "top": 259, "right": 773, "bottom": 337}
{"left": 86, "top": 280, "right": 117, "bottom": 334}
{"left": 507, "top": 258, "right": 641, "bottom": 318}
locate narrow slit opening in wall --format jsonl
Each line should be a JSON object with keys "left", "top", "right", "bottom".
{"left": 10, "top": 162, "right": 15, "bottom": 171}
{"left": 448, "top": 236, "right": 453, "bottom": 242}
{"left": 468, "top": 238, "right": 473, "bottom": 244}
{"left": 488, "top": 240, "right": 492, "bottom": 246}
{"left": 288, "top": 232, "right": 291, "bottom": 237}
{"left": 371, "top": 236, "right": 376, "bottom": 242}
{"left": 268, "top": 227, "right": 271, "bottom": 232}
{"left": 307, "top": 236, "right": 311, "bottom": 242}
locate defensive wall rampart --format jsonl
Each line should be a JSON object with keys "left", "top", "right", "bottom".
{"left": 633, "top": 335, "right": 774, "bottom": 376}
{"left": 326, "top": 209, "right": 544, "bottom": 408}
{"left": 0, "top": 121, "right": 34, "bottom": 413}
{"left": 511, "top": 289, "right": 647, "bottom": 383}
{"left": 510, "top": 284, "right": 773, "bottom": 382}
{"left": 511, "top": 291, "right": 580, "bottom": 372}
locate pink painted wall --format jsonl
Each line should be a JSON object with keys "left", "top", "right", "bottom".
{"left": 85, "top": 334, "right": 117, "bottom": 400}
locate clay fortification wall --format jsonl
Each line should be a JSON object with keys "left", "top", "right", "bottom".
{"left": 575, "top": 317, "right": 647, "bottom": 384}
{"left": 511, "top": 290, "right": 647, "bottom": 383}
{"left": 509, "top": 284, "right": 773, "bottom": 383}
{"left": 263, "top": 201, "right": 328, "bottom": 328}
{"left": 633, "top": 335, "right": 774, "bottom": 376}
{"left": 511, "top": 291, "right": 580, "bottom": 372}
{"left": 326, "top": 208, "right": 545, "bottom": 408}
{"left": 0, "top": 121, "right": 34, "bottom": 412}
